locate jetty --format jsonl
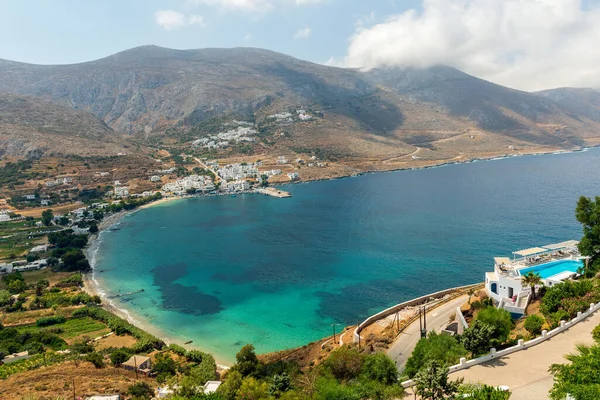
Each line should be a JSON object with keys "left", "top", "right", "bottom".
{"left": 255, "top": 187, "right": 292, "bottom": 198}
{"left": 108, "top": 289, "right": 145, "bottom": 299}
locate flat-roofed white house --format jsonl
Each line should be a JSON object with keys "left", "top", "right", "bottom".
{"left": 485, "top": 240, "right": 586, "bottom": 316}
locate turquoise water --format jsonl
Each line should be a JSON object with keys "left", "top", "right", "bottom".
{"left": 93, "top": 149, "right": 600, "bottom": 363}
{"left": 519, "top": 259, "right": 583, "bottom": 279}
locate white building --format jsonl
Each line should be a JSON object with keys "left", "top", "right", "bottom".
{"left": 276, "top": 156, "right": 288, "bottom": 165}
{"left": 288, "top": 172, "right": 299, "bottom": 181}
{"left": 203, "top": 381, "right": 222, "bottom": 394}
{"left": 150, "top": 175, "right": 161, "bottom": 182}
{"left": 114, "top": 187, "right": 130, "bottom": 198}
{"left": 485, "top": 240, "right": 583, "bottom": 316}
{"left": 0, "top": 263, "right": 14, "bottom": 274}
{"left": 0, "top": 210, "right": 11, "bottom": 222}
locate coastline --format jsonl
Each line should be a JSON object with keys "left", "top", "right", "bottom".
{"left": 78, "top": 145, "right": 598, "bottom": 367}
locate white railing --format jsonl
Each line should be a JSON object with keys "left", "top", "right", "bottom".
{"left": 401, "top": 302, "right": 600, "bottom": 388}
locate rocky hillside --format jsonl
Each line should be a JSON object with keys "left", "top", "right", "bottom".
{"left": 535, "top": 88, "right": 600, "bottom": 122}
{"left": 0, "top": 46, "right": 599, "bottom": 168}
{"left": 0, "top": 93, "right": 132, "bottom": 158}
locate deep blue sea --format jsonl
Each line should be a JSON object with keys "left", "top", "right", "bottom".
{"left": 92, "top": 149, "right": 600, "bottom": 363}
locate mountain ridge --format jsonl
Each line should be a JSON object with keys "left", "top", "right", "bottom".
{"left": 0, "top": 45, "right": 599, "bottom": 171}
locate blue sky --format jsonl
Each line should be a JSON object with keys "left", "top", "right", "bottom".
{"left": 0, "top": 0, "right": 599, "bottom": 91}
{"left": 0, "top": 0, "right": 419, "bottom": 65}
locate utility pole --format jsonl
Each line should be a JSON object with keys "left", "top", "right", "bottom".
{"left": 134, "top": 355, "right": 138, "bottom": 380}
{"left": 419, "top": 305, "right": 427, "bottom": 338}
{"left": 331, "top": 324, "right": 337, "bottom": 345}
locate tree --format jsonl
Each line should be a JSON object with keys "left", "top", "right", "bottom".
{"left": 86, "top": 352, "right": 105, "bottom": 368}
{"left": 260, "top": 174, "right": 269, "bottom": 187}
{"left": 187, "top": 349, "right": 204, "bottom": 363}
{"left": 234, "top": 344, "right": 261, "bottom": 377}
{"left": 475, "top": 307, "right": 514, "bottom": 344}
{"left": 414, "top": 361, "right": 463, "bottom": 400}
{"left": 110, "top": 348, "right": 130, "bottom": 367}
{"left": 217, "top": 370, "right": 244, "bottom": 400}
{"left": 128, "top": 381, "right": 155, "bottom": 399}
{"left": 405, "top": 332, "right": 468, "bottom": 378}
{"left": 8, "top": 279, "right": 26, "bottom": 294}
{"left": 58, "top": 216, "right": 70, "bottom": 226}
{"left": 550, "top": 343, "right": 600, "bottom": 399}
{"left": 154, "top": 352, "right": 178, "bottom": 381}
{"left": 0, "top": 290, "right": 11, "bottom": 306}
{"left": 93, "top": 210, "right": 104, "bottom": 221}
{"left": 576, "top": 196, "right": 600, "bottom": 276}
{"left": 524, "top": 314, "right": 545, "bottom": 337}
{"left": 323, "top": 347, "right": 364, "bottom": 382}
{"left": 521, "top": 272, "right": 543, "bottom": 300}
{"left": 2, "top": 271, "right": 23, "bottom": 286}
{"left": 60, "top": 249, "right": 91, "bottom": 272}
{"left": 236, "top": 377, "right": 270, "bottom": 400}
{"left": 35, "top": 279, "right": 49, "bottom": 296}
{"left": 89, "top": 223, "right": 99, "bottom": 234}
{"left": 269, "top": 372, "right": 292, "bottom": 397}
{"left": 41, "top": 209, "right": 54, "bottom": 226}
{"left": 461, "top": 320, "right": 496, "bottom": 356}
{"left": 361, "top": 353, "right": 398, "bottom": 385}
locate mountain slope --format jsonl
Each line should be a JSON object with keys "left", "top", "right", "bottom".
{"left": 0, "top": 93, "right": 132, "bottom": 158}
{"left": 0, "top": 46, "right": 599, "bottom": 168}
{"left": 535, "top": 88, "right": 600, "bottom": 122}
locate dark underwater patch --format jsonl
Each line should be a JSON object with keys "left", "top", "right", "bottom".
{"left": 152, "top": 263, "right": 223, "bottom": 316}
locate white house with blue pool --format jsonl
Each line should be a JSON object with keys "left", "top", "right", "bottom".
{"left": 485, "top": 240, "right": 588, "bottom": 316}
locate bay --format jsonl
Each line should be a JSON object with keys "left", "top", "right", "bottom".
{"left": 92, "top": 149, "right": 600, "bottom": 363}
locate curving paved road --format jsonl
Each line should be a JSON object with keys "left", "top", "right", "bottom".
{"left": 386, "top": 295, "right": 469, "bottom": 373}
{"left": 452, "top": 310, "right": 600, "bottom": 400}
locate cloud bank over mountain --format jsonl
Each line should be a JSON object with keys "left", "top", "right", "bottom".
{"left": 341, "top": 0, "right": 600, "bottom": 91}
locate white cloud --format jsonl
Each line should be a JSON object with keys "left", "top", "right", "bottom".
{"left": 189, "top": 0, "right": 326, "bottom": 12}
{"left": 190, "top": 0, "right": 273, "bottom": 12}
{"left": 294, "top": 26, "right": 311, "bottom": 39}
{"left": 342, "top": 0, "right": 600, "bottom": 91}
{"left": 154, "top": 10, "right": 205, "bottom": 30}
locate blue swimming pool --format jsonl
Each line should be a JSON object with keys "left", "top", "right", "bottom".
{"left": 519, "top": 259, "right": 583, "bottom": 279}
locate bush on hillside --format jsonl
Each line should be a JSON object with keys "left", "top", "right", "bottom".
{"left": 404, "top": 331, "right": 468, "bottom": 378}
{"left": 524, "top": 314, "right": 545, "bottom": 336}
{"left": 475, "top": 307, "right": 513, "bottom": 344}
{"left": 36, "top": 316, "right": 66, "bottom": 327}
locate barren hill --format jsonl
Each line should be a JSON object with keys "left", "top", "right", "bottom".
{"left": 0, "top": 93, "right": 132, "bottom": 158}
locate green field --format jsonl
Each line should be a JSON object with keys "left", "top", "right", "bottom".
{"left": 0, "top": 219, "right": 61, "bottom": 260}
{"left": 19, "top": 317, "right": 110, "bottom": 339}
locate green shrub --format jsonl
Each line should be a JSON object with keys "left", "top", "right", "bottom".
{"left": 524, "top": 315, "right": 545, "bottom": 336}
{"left": 127, "top": 381, "right": 154, "bottom": 399}
{"left": 110, "top": 348, "right": 131, "bottom": 367}
{"left": 169, "top": 344, "right": 187, "bottom": 356}
{"left": 86, "top": 352, "right": 105, "bottom": 368}
{"left": 475, "top": 307, "right": 514, "bottom": 343}
{"left": 323, "top": 347, "right": 364, "bottom": 381}
{"left": 541, "top": 280, "right": 598, "bottom": 317}
{"left": 404, "top": 332, "right": 468, "bottom": 378}
{"left": 36, "top": 316, "right": 66, "bottom": 327}
{"left": 593, "top": 324, "right": 600, "bottom": 343}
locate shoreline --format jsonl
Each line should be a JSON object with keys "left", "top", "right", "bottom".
{"left": 78, "top": 145, "right": 597, "bottom": 367}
